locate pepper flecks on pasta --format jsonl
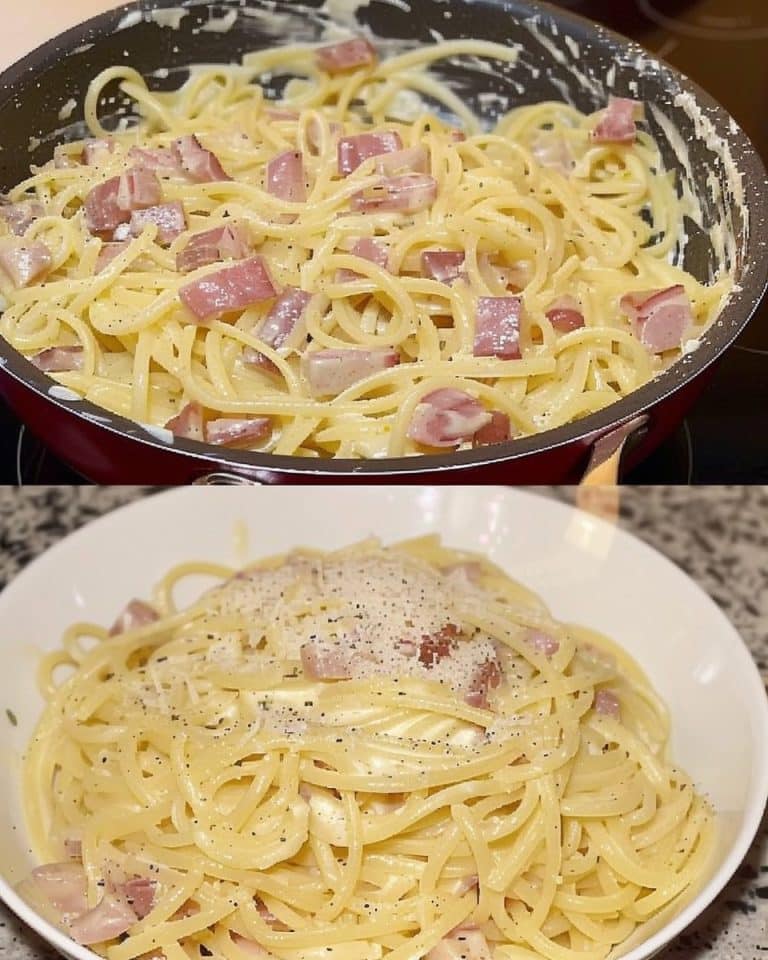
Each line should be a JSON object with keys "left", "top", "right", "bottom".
{"left": 19, "top": 535, "right": 714, "bottom": 959}
{"left": 0, "top": 39, "right": 730, "bottom": 458}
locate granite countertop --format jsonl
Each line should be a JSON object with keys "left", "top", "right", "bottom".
{"left": 0, "top": 486, "right": 765, "bottom": 959}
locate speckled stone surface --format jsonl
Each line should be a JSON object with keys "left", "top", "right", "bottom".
{"left": 0, "top": 486, "right": 765, "bottom": 960}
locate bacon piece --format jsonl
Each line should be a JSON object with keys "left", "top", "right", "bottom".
{"left": 30, "top": 345, "right": 84, "bottom": 373}
{"left": 427, "top": 929, "right": 492, "bottom": 960}
{"left": 130, "top": 201, "right": 186, "bottom": 245}
{"left": 594, "top": 688, "right": 620, "bottom": 718}
{"left": 546, "top": 294, "right": 585, "bottom": 332}
{"left": 465, "top": 657, "right": 502, "bottom": 709}
{"left": 0, "top": 241, "right": 52, "bottom": 287}
{"left": 165, "top": 402, "right": 204, "bottom": 441}
{"left": 421, "top": 250, "right": 464, "bottom": 283}
{"left": 25, "top": 863, "right": 88, "bottom": 920}
{"left": 128, "top": 146, "right": 180, "bottom": 170}
{"left": 301, "top": 641, "right": 354, "bottom": 680}
{"left": 591, "top": 97, "right": 643, "bottom": 145}
{"left": 172, "top": 134, "right": 231, "bottom": 183}
{"left": 472, "top": 411, "right": 511, "bottom": 447}
{"left": 179, "top": 257, "right": 277, "bottom": 322}
{"left": 531, "top": 132, "right": 574, "bottom": 175}
{"left": 258, "top": 286, "right": 312, "bottom": 349}
{"left": 242, "top": 348, "right": 280, "bottom": 377}
{"left": 69, "top": 893, "right": 137, "bottom": 945}
{"left": 418, "top": 623, "right": 460, "bottom": 667}
{"left": 205, "top": 417, "right": 272, "bottom": 447}
{"left": 526, "top": 629, "right": 559, "bottom": 657}
{"left": 316, "top": 38, "right": 377, "bottom": 74}
{"left": 408, "top": 388, "right": 492, "bottom": 448}
{"left": 474, "top": 297, "right": 522, "bottom": 360}
{"left": 0, "top": 199, "right": 44, "bottom": 236}
{"left": 176, "top": 224, "right": 250, "bottom": 274}
{"left": 120, "top": 878, "right": 156, "bottom": 920}
{"left": 375, "top": 146, "right": 429, "bottom": 176}
{"left": 82, "top": 138, "right": 115, "bottom": 166}
{"left": 96, "top": 241, "right": 131, "bottom": 273}
{"left": 266, "top": 150, "right": 306, "bottom": 203}
{"left": 352, "top": 174, "right": 437, "bottom": 214}
{"left": 620, "top": 285, "right": 691, "bottom": 353}
{"left": 63, "top": 837, "right": 82, "bottom": 860}
{"left": 337, "top": 237, "right": 390, "bottom": 281}
{"left": 303, "top": 347, "right": 399, "bottom": 398}
{"left": 109, "top": 599, "right": 159, "bottom": 637}
{"left": 84, "top": 169, "right": 162, "bottom": 235}
{"left": 338, "top": 131, "right": 403, "bottom": 176}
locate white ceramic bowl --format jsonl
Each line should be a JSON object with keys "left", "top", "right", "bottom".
{"left": 0, "top": 487, "right": 765, "bottom": 960}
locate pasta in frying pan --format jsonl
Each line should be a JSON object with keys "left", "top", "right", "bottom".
{"left": 0, "top": 38, "right": 729, "bottom": 457}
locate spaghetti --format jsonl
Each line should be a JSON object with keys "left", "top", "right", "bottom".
{"left": 20, "top": 536, "right": 713, "bottom": 960}
{"left": 0, "top": 40, "right": 730, "bottom": 457}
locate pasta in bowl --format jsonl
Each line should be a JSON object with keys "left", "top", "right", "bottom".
{"left": 0, "top": 35, "right": 731, "bottom": 460}
{"left": 0, "top": 487, "right": 766, "bottom": 960}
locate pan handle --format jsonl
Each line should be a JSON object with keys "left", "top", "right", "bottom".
{"left": 576, "top": 414, "right": 649, "bottom": 521}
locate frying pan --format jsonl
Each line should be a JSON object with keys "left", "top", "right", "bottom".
{"left": 0, "top": 0, "right": 765, "bottom": 484}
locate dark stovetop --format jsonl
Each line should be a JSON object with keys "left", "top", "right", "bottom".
{"left": 0, "top": 0, "right": 766, "bottom": 484}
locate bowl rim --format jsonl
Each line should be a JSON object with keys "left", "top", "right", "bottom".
{"left": 0, "top": 0, "right": 766, "bottom": 477}
{"left": 0, "top": 485, "right": 766, "bottom": 960}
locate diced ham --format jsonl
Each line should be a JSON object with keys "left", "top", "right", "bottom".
{"left": 338, "top": 131, "right": 403, "bottom": 176}
{"left": 112, "top": 223, "right": 132, "bottom": 243}
{"left": 231, "top": 932, "right": 269, "bottom": 956}
{"left": 418, "top": 623, "right": 460, "bottom": 667}
{"left": 337, "top": 237, "right": 390, "bottom": 281}
{"left": 84, "top": 169, "right": 161, "bottom": 235}
{"left": 242, "top": 348, "right": 280, "bottom": 377}
{"left": 176, "top": 223, "right": 250, "bottom": 274}
{"left": 303, "top": 347, "right": 399, "bottom": 398}
{"left": 96, "top": 241, "right": 131, "bottom": 273}
{"left": 258, "top": 286, "right": 312, "bottom": 349}
{"left": 82, "top": 138, "right": 115, "bottom": 166}
{"left": 591, "top": 97, "right": 644, "bottom": 145}
{"left": 465, "top": 658, "right": 503, "bottom": 710}
{"left": 474, "top": 297, "right": 522, "bottom": 360}
{"left": 472, "top": 411, "right": 511, "bottom": 447}
{"left": 172, "top": 135, "right": 231, "bottom": 183}
{"left": 375, "top": 146, "right": 429, "bottom": 176}
{"left": 301, "top": 641, "right": 354, "bottom": 680}
{"left": 427, "top": 928, "right": 492, "bottom": 960}
{"left": 594, "top": 688, "right": 621, "bottom": 718}
{"left": 68, "top": 893, "right": 137, "bottom": 946}
{"left": 421, "top": 250, "right": 464, "bottom": 283}
{"left": 179, "top": 256, "right": 277, "bottom": 322}
{"left": 408, "top": 388, "right": 492, "bottom": 448}
{"left": 120, "top": 878, "right": 156, "bottom": 920}
{"left": 526, "top": 630, "right": 560, "bottom": 657}
{"left": 352, "top": 174, "right": 437, "bottom": 214}
{"left": 130, "top": 201, "right": 186, "bottom": 245}
{"left": 109, "top": 599, "right": 159, "bottom": 637}
{"left": 266, "top": 150, "right": 306, "bottom": 203}
{"left": 307, "top": 117, "right": 344, "bottom": 154}
{"left": 546, "top": 294, "right": 585, "bottom": 332}
{"left": 316, "top": 38, "right": 377, "bottom": 74}
{"left": 30, "top": 346, "right": 84, "bottom": 374}
{"left": 531, "top": 132, "right": 574, "bottom": 176}
{"left": 63, "top": 838, "right": 82, "bottom": 860}
{"left": 128, "top": 146, "right": 180, "bottom": 170}
{"left": 0, "top": 241, "right": 52, "bottom": 287}
{"left": 205, "top": 417, "right": 272, "bottom": 447}
{"left": 26, "top": 863, "right": 88, "bottom": 920}
{"left": 0, "top": 199, "right": 44, "bottom": 236}
{"left": 165, "top": 402, "right": 204, "bottom": 441}
{"left": 620, "top": 285, "right": 691, "bottom": 353}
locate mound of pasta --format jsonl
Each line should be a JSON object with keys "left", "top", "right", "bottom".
{"left": 0, "top": 36, "right": 729, "bottom": 458}
{"left": 20, "top": 536, "right": 713, "bottom": 960}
